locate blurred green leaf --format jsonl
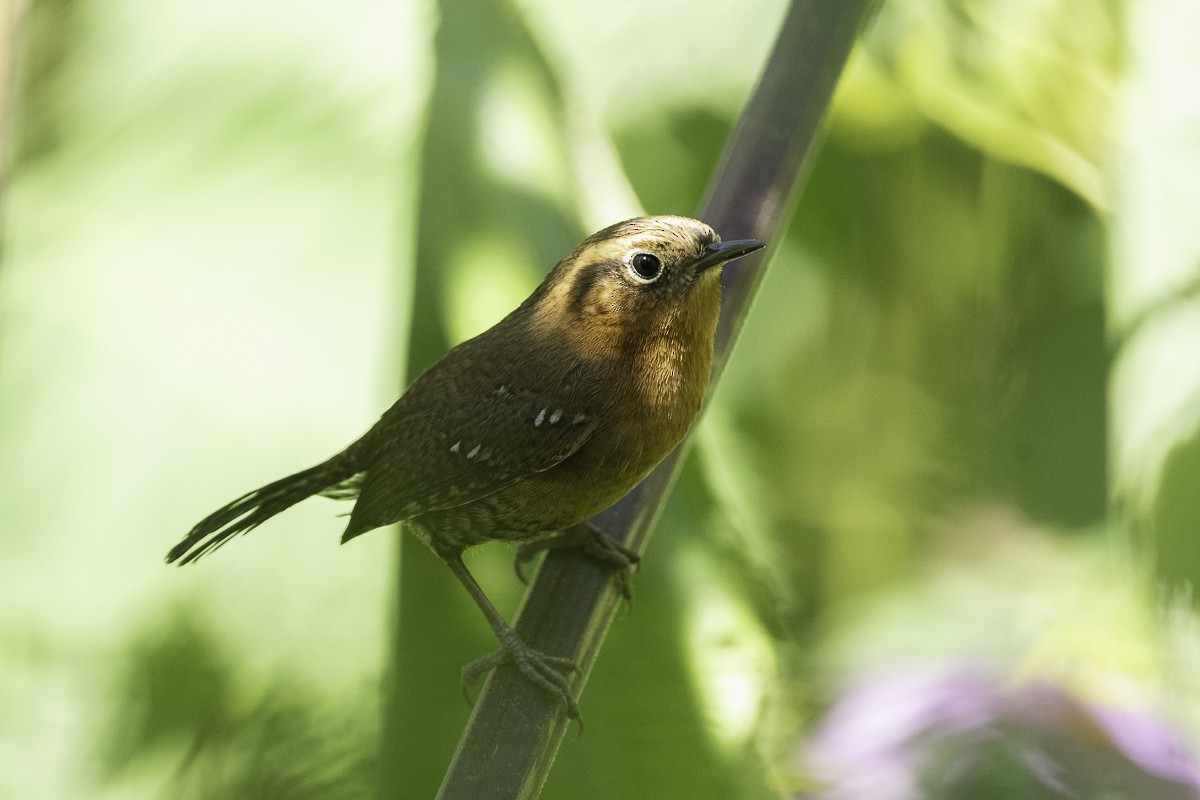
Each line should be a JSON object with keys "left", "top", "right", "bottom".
{"left": 1108, "top": 0, "right": 1200, "bottom": 593}
{"left": 846, "top": 0, "right": 1120, "bottom": 207}
{"left": 100, "top": 612, "right": 377, "bottom": 800}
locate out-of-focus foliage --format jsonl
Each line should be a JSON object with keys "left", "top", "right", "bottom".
{"left": 790, "top": 518, "right": 1200, "bottom": 798}
{"left": 802, "top": 666, "right": 1200, "bottom": 799}
{"left": 845, "top": 0, "right": 1119, "bottom": 208}
{"left": 1110, "top": 0, "right": 1200, "bottom": 601}
{"left": 1, "top": 0, "right": 420, "bottom": 798}
{"left": 1, "top": 0, "right": 1198, "bottom": 798}
{"left": 100, "top": 612, "right": 377, "bottom": 800}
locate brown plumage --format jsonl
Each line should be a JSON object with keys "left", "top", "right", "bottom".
{"left": 167, "top": 215, "right": 764, "bottom": 718}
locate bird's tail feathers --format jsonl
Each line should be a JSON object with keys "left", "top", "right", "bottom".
{"left": 166, "top": 455, "right": 357, "bottom": 565}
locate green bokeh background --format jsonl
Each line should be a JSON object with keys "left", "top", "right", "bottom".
{"left": 2, "top": 0, "right": 1199, "bottom": 797}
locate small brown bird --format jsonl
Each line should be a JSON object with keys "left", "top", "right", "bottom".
{"left": 168, "top": 215, "right": 764, "bottom": 717}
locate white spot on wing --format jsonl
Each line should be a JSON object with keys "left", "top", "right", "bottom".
{"left": 535, "top": 408, "right": 546, "bottom": 427}
{"left": 572, "top": 413, "right": 587, "bottom": 424}
{"left": 450, "top": 441, "right": 461, "bottom": 453}
{"left": 467, "top": 444, "right": 481, "bottom": 459}
{"left": 549, "top": 409, "right": 562, "bottom": 424}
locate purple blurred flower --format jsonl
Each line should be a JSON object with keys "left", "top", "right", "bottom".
{"left": 796, "top": 663, "right": 1200, "bottom": 800}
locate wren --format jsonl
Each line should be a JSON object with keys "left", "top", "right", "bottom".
{"left": 167, "top": 216, "right": 765, "bottom": 718}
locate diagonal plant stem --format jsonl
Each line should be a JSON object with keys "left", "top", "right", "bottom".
{"left": 436, "top": 1, "right": 877, "bottom": 797}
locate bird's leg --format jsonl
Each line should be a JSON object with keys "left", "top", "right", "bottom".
{"left": 514, "top": 522, "right": 640, "bottom": 606}
{"left": 444, "top": 553, "right": 581, "bottom": 720}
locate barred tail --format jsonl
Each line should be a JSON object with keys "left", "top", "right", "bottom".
{"left": 166, "top": 453, "right": 358, "bottom": 565}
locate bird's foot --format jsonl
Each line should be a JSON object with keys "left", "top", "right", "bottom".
{"left": 514, "top": 523, "right": 640, "bottom": 608}
{"left": 461, "top": 628, "right": 581, "bottom": 721}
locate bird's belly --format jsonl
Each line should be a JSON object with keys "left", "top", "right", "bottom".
{"left": 411, "top": 416, "right": 688, "bottom": 552}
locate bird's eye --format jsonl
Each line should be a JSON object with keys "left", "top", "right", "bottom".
{"left": 628, "top": 252, "right": 663, "bottom": 283}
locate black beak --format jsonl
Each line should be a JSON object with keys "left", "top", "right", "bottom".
{"left": 693, "top": 239, "right": 766, "bottom": 272}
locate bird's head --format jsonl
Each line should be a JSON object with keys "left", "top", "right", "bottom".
{"left": 531, "top": 216, "right": 764, "bottom": 338}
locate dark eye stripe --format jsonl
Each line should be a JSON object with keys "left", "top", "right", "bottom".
{"left": 567, "top": 265, "right": 602, "bottom": 315}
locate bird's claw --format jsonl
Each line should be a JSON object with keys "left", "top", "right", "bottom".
{"left": 461, "top": 635, "right": 582, "bottom": 722}
{"left": 513, "top": 524, "right": 640, "bottom": 611}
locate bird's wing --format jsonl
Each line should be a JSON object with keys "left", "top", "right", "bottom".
{"left": 341, "top": 385, "right": 598, "bottom": 538}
